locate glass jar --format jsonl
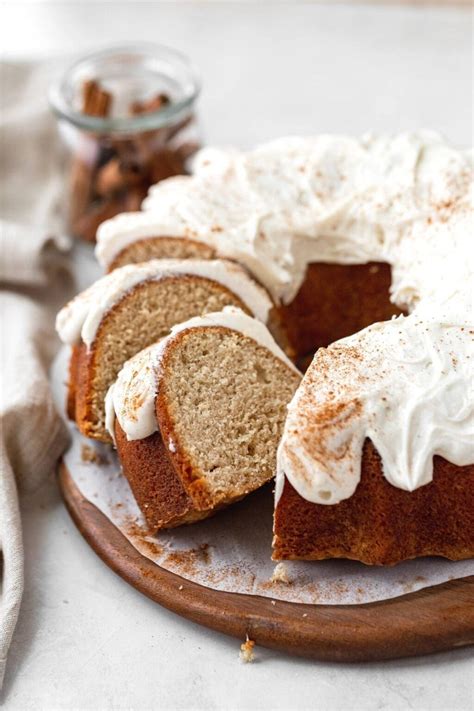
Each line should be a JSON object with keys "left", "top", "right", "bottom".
{"left": 49, "top": 44, "right": 201, "bottom": 242}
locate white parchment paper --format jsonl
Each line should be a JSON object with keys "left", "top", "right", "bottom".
{"left": 52, "top": 347, "right": 474, "bottom": 605}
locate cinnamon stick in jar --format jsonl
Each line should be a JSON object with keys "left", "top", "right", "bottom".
{"left": 68, "top": 82, "right": 198, "bottom": 243}
{"left": 69, "top": 80, "right": 113, "bottom": 240}
{"left": 52, "top": 46, "right": 201, "bottom": 244}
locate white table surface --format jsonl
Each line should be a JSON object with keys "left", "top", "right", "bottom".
{"left": 2, "top": 3, "right": 473, "bottom": 709}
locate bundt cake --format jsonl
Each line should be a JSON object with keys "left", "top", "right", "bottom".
{"left": 59, "top": 130, "right": 473, "bottom": 565}
{"left": 56, "top": 258, "right": 274, "bottom": 442}
{"left": 105, "top": 307, "right": 301, "bottom": 530}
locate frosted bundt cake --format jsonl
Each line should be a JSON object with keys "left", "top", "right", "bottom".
{"left": 56, "top": 258, "right": 274, "bottom": 442}
{"left": 105, "top": 308, "right": 301, "bottom": 530}
{"left": 93, "top": 130, "right": 473, "bottom": 564}
{"left": 59, "top": 130, "right": 473, "bottom": 564}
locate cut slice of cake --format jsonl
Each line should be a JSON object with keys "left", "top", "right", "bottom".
{"left": 96, "top": 211, "right": 218, "bottom": 271}
{"left": 105, "top": 307, "right": 302, "bottom": 531}
{"left": 56, "top": 259, "right": 276, "bottom": 443}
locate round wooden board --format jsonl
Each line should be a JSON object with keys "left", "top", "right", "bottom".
{"left": 58, "top": 461, "right": 474, "bottom": 662}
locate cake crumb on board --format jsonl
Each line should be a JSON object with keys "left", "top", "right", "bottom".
{"left": 239, "top": 636, "right": 256, "bottom": 663}
{"left": 81, "top": 443, "right": 108, "bottom": 466}
{"left": 270, "top": 562, "right": 291, "bottom": 584}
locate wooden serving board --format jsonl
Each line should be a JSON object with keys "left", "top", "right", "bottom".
{"left": 59, "top": 461, "right": 474, "bottom": 662}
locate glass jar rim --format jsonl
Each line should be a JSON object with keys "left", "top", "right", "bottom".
{"left": 49, "top": 43, "right": 201, "bottom": 134}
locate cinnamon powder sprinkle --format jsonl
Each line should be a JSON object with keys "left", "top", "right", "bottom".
{"left": 164, "top": 543, "right": 211, "bottom": 575}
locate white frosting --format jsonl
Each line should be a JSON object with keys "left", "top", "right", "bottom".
{"left": 56, "top": 258, "right": 272, "bottom": 347}
{"left": 95, "top": 131, "right": 472, "bottom": 306}
{"left": 105, "top": 342, "right": 161, "bottom": 442}
{"left": 92, "top": 131, "right": 474, "bottom": 501}
{"left": 276, "top": 314, "right": 474, "bottom": 504}
{"left": 105, "top": 307, "right": 299, "bottom": 442}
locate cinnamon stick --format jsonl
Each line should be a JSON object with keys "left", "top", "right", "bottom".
{"left": 68, "top": 84, "right": 196, "bottom": 243}
{"left": 69, "top": 79, "right": 112, "bottom": 237}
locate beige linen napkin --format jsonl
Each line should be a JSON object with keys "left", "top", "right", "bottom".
{"left": 0, "top": 61, "right": 72, "bottom": 689}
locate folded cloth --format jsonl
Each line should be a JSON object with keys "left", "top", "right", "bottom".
{"left": 0, "top": 221, "right": 70, "bottom": 288}
{"left": 0, "top": 61, "right": 73, "bottom": 690}
{"left": 0, "top": 291, "right": 71, "bottom": 688}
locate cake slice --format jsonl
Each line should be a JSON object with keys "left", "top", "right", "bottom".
{"left": 105, "top": 307, "right": 302, "bottom": 530}
{"left": 56, "top": 259, "right": 275, "bottom": 443}
{"left": 96, "top": 211, "right": 218, "bottom": 271}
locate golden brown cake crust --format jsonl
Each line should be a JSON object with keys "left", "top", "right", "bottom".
{"left": 68, "top": 342, "right": 95, "bottom": 437}
{"left": 66, "top": 344, "right": 80, "bottom": 421}
{"left": 114, "top": 423, "right": 207, "bottom": 530}
{"left": 114, "top": 421, "right": 232, "bottom": 531}
{"left": 273, "top": 439, "right": 474, "bottom": 565}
